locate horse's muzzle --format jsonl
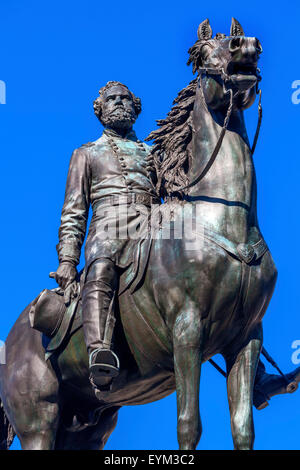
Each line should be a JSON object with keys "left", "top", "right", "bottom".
{"left": 230, "top": 73, "right": 258, "bottom": 91}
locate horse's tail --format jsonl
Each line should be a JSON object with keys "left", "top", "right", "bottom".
{"left": 0, "top": 399, "right": 15, "bottom": 450}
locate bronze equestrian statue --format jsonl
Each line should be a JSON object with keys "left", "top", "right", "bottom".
{"left": 0, "top": 18, "right": 299, "bottom": 451}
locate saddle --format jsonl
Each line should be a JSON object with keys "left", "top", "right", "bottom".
{"left": 29, "top": 236, "right": 153, "bottom": 360}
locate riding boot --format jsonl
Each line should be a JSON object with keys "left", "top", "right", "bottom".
{"left": 253, "top": 360, "right": 300, "bottom": 410}
{"left": 82, "top": 258, "right": 119, "bottom": 390}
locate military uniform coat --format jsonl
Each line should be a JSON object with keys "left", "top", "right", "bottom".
{"left": 57, "top": 128, "right": 159, "bottom": 270}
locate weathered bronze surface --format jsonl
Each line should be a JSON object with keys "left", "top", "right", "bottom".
{"left": 0, "top": 18, "right": 299, "bottom": 450}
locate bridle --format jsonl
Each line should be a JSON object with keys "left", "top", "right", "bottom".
{"left": 171, "top": 66, "right": 263, "bottom": 195}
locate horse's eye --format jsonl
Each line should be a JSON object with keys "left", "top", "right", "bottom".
{"left": 229, "top": 37, "right": 241, "bottom": 53}
{"left": 200, "top": 44, "right": 212, "bottom": 61}
{"left": 256, "top": 39, "right": 263, "bottom": 54}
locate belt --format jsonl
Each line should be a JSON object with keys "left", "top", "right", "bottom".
{"left": 93, "top": 193, "right": 160, "bottom": 210}
{"left": 192, "top": 224, "right": 268, "bottom": 264}
{"left": 236, "top": 239, "right": 267, "bottom": 264}
{"left": 203, "top": 227, "right": 268, "bottom": 264}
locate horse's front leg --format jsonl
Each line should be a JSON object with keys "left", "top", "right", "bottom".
{"left": 173, "top": 304, "right": 204, "bottom": 450}
{"left": 225, "top": 323, "right": 263, "bottom": 450}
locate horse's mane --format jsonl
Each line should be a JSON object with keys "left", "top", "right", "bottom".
{"left": 145, "top": 78, "right": 198, "bottom": 197}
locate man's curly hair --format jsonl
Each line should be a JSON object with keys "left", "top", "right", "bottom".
{"left": 93, "top": 81, "right": 142, "bottom": 123}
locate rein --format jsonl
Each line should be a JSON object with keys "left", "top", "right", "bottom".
{"left": 170, "top": 68, "right": 263, "bottom": 195}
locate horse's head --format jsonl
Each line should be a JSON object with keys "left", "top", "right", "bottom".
{"left": 188, "top": 18, "right": 262, "bottom": 109}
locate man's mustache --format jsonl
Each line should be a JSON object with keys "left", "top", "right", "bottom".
{"left": 108, "top": 107, "right": 135, "bottom": 119}
{"left": 111, "top": 106, "right": 127, "bottom": 112}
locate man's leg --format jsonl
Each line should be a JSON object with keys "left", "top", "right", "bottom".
{"left": 82, "top": 258, "right": 119, "bottom": 389}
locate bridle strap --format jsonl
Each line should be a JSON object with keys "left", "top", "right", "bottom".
{"left": 251, "top": 88, "right": 262, "bottom": 155}
{"left": 170, "top": 70, "right": 263, "bottom": 195}
{"left": 171, "top": 73, "right": 234, "bottom": 194}
{"left": 197, "top": 66, "right": 231, "bottom": 83}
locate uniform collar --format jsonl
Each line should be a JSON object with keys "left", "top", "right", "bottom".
{"left": 103, "top": 127, "right": 137, "bottom": 141}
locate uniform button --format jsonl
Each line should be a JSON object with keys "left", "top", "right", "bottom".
{"left": 123, "top": 171, "right": 128, "bottom": 175}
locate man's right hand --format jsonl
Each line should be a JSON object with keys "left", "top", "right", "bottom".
{"left": 49, "top": 262, "right": 77, "bottom": 289}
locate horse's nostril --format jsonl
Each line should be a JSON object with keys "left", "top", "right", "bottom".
{"left": 229, "top": 37, "right": 241, "bottom": 53}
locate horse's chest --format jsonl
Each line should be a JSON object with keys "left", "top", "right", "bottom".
{"left": 210, "top": 145, "right": 253, "bottom": 203}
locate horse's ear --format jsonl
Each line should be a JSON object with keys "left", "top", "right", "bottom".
{"left": 230, "top": 18, "right": 245, "bottom": 36}
{"left": 197, "top": 19, "right": 213, "bottom": 40}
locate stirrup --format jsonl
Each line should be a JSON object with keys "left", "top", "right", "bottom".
{"left": 89, "top": 348, "right": 120, "bottom": 379}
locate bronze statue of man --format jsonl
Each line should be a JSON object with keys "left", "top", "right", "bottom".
{"left": 51, "top": 81, "right": 159, "bottom": 388}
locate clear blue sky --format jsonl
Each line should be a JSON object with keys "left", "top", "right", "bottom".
{"left": 0, "top": 0, "right": 300, "bottom": 450}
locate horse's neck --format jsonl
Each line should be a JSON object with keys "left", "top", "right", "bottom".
{"left": 188, "top": 87, "right": 260, "bottom": 244}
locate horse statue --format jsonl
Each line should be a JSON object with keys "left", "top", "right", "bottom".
{"left": 0, "top": 18, "right": 282, "bottom": 450}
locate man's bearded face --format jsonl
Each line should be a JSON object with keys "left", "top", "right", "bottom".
{"left": 101, "top": 85, "right": 137, "bottom": 131}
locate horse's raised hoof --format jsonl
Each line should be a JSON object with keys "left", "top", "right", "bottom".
{"left": 89, "top": 349, "right": 120, "bottom": 391}
{"left": 286, "top": 381, "right": 298, "bottom": 393}
{"left": 253, "top": 386, "right": 269, "bottom": 410}
{"left": 253, "top": 366, "right": 300, "bottom": 410}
